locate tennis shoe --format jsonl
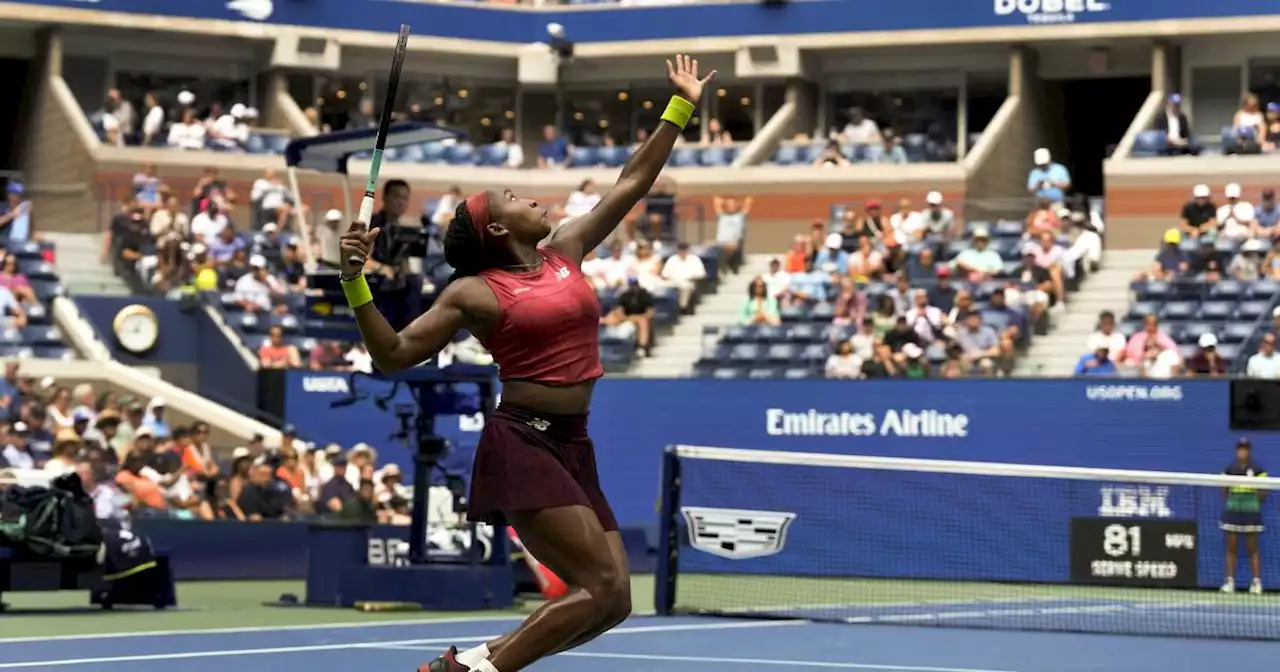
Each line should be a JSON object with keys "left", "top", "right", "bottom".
{"left": 1250, "top": 578, "right": 1264, "bottom": 595}
{"left": 1220, "top": 578, "right": 1235, "bottom": 593}
{"left": 419, "top": 646, "right": 468, "bottom": 672}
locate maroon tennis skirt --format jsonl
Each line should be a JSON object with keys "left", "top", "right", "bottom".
{"left": 467, "top": 404, "right": 618, "bottom": 532}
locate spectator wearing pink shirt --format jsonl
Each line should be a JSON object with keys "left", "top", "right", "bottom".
{"left": 1121, "top": 314, "right": 1178, "bottom": 366}
{"left": 0, "top": 253, "right": 34, "bottom": 305}
{"left": 1028, "top": 232, "right": 1067, "bottom": 305}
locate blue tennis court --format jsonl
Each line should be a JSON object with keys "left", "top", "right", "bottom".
{"left": 0, "top": 614, "right": 1274, "bottom": 672}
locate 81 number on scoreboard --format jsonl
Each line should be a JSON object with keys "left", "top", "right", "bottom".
{"left": 1070, "top": 518, "right": 1198, "bottom": 588}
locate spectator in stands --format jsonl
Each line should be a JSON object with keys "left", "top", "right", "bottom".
{"left": 847, "top": 235, "right": 884, "bottom": 282}
{"left": 906, "top": 247, "right": 939, "bottom": 282}
{"left": 208, "top": 103, "right": 250, "bottom": 151}
{"left": 1256, "top": 189, "right": 1280, "bottom": 235}
{"left": 712, "top": 196, "right": 750, "bottom": 272}
{"left": 703, "top": 118, "right": 732, "bottom": 145}
{"left": 1085, "top": 311, "right": 1126, "bottom": 361}
{"left": 861, "top": 341, "right": 899, "bottom": 379}
{"left": 1027, "top": 148, "right": 1071, "bottom": 205}
{"left": 885, "top": 274, "right": 913, "bottom": 315}
{"left": 0, "top": 182, "right": 31, "bottom": 242}
{"left": 192, "top": 199, "right": 231, "bottom": 246}
{"left": 1178, "top": 184, "right": 1218, "bottom": 240}
{"left": 253, "top": 222, "right": 285, "bottom": 265}
{"left": 1230, "top": 94, "right": 1266, "bottom": 154}
{"left": 308, "top": 340, "right": 349, "bottom": 371}
{"left": 889, "top": 197, "right": 925, "bottom": 243}
{"left": 883, "top": 312, "right": 924, "bottom": 356}
{"left": 951, "top": 228, "right": 1002, "bottom": 281}
{"left": 812, "top": 140, "right": 851, "bottom": 168}
{"left": 259, "top": 325, "right": 302, "bottom": 369}
{"left": 117, "top": 448, "right": 167, "bottom": 514}
{"left": 938, "top": 343, "right": 970, "bottom": 378}
{"left": 1074, "top": 344, "right": 1118, "bottom": 377}
{"left": 1120, "top": 314, "right": 1177, "bottom": 367}
{"left": 660, "top": 242, "right": 706, "bottom": 313}
{"left": 1026, "top": 198, "right": 1062, "bottom": 237}
{"left": 601, "top": 277, "right": 656, "bottom": 356}
{"left": 2, "top": 428, "right": 33, "bottom": 469}
{"left": 1155, "top": 93, "right": 1195, "bottom": 155}
{"left": 167, "top": 108, "right": 206, "bottom": 150}
{"left": 276, "top": 446, "right": 310, "bottom": 514}
{"left": 955, "top": 310, "right": 1004, "bottom": 375}
{"left": 0, "top": 254, "right": 33, "bottom": 306}
{"left": 250, "top": 169, "right": 292, "bottom": 231}
{"left": 830, "top": 278, "right": 867, "bottom": 326}
{"left": 1008, "top": 249, "right": 1052, "bottom": 322}
{"left": 588, "top": 241, "right": 629, "bottom": 291}
{"left": 1247, "top": 333, "right": 1280, "bottom": 378}
{"left": 537, "top": 125, "right": 570, "bottom": 168}
{"left": 927, "top": 266, "right": 956, "bottom": 312}
{"left": 238, "top": 461, "right": 292, "bottom": 521}
{"left": 87, "top": 411, "right": 122, "bottom": 463}
{"left": 1029, "top": 233, "right": 1067, "bottom": 305}
{"left": 783, "top": 234, "right": 812, "bottom": 273}
{"left": 785, "top": 258, "right": 827, "bottom": 307}
{"left": 45, "top": 386, "right": 72, "bottom": 429}
{"left": 815, "top": 233, "right": 850, "bottom": 276}
{"left": 840, "top": 107, "right": 880, "bottom": 146}
{"left": 1218, "top": 183, "right": 1257, "bottom": 241}
{"left": 150, "top": 194, "right": 189, "bottom": 247}
{"left": 140, "top": 92, "right": 165, "bottom": 147}
{"left": 375, "top": 464, "right": 408, "bottom": 506}
{"left": 1185, "top": 333, "right": 1229, "bottom": 377}
{"left": 905, "top": 289, "right": 947, "bottom": 346}
{"left": 921, "top": 191, "right": 956, "bottom": 239}
{"left": 869, "top": 294, "right": 898, "bottom": 337}
{"left": 1188, "top": 236, "right": 1223, "bottom": 280}
{"left": 629, "top": 239, "right": 665, "bottom": 291}
{"left": 1266, "top": 102, "right": 1280, "bottom": 152}
{"left": 563, "top": 179, "right": 602, "bottom": 222}
{"left": 142, "top": 397, "right": 171, "bottom": 439}
{"left": 739, "top": 276, "right": 781, "bottom": 327}
{"left": 824, "top": 340, "right": 862, "bottom": 379}
{"left": 1229, "top": 239, "right": 1266, "bottom": 280}
{"left": 209, "top": 222, "right": 247, "bottom": 265}
{"left": 193, "top": 167, "right": 235, "bottom": 215}
{"left": 898, "top": 343, "right": 931, "bottom": 378}
{"left": 492, "top": 128, "right": 524, "bottom": 169}
{"left": 869, "top": 130, "right": 907, "bottom": 164}
{"left": 235, "top": 254, "right": 285, "bottom": 312}
{"left": 106, "top": 89, "right": 136, "bottom": 142}
{"left": 1139, "top": 338, "right": 1182, "bottom": 379}
{"left": 316, "top": 453, "right": 355, "bottom": 516}
{"left": 43, "top": 428, "right": 80, "bottom": 476}
{"left": 338, "top": 479, "right": 378, "bottom": 523}
{"left": 132, "top": 163, "right": 162, "bottom": 209}
{"left": 761, "top": 257, "right": 790, "bottom": 301}
{"left": 1141, "top": 228, "right": 1188, "bottom": 280}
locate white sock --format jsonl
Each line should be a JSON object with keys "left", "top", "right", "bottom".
{"left": 455, "top": 644, "right": 490, "bottom": 668}
{"left": 470, "top": 660, "right": 499, "bottom": 672}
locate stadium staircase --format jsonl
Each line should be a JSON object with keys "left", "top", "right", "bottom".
{"left": 42, "top": 232, "right": 130, "bottom": 296}
{"left": 1014, "top": 249, "right": 1153, "bottom": 376}
{"left": 631, "top": 253, "right": 771, "bottom": 378}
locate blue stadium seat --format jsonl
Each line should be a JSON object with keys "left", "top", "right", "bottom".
{"left": 903, "top": 133, "right": 928, "bottom": 162}
{"left": 782, "top": 368, "right": 816, "bottom": 379}
{"left": 1209, "top": 280, "right": 1244, "bottom": 301}
{"left": 1196, "top": 301, "right": 1233, "bottom": 322}
{"left": 30, "top": 280, "right": 61, "bottom": 301}
{"left": 754, "top": 325, "right": 784, "bottom": 342}
{"left": 748, "top": 368, "right": 780, "bottom": 379}
{"left": 422, "top": 142, "right": 448, "bottom": 164}
{"left": 232, "top": 313, "right": 261, "bottom": 332}
{"left": 1247, "top": 279, "right": 1280, "bottom": 300}
{"left": 19, "top": 260, "right": 57, "bottom": 280}
{"left": 766, "top": 344, "right": 797, "bottom": 362}
{"left": 1217, "top": 343, "right": 1242, "bottom": 362}
{"left": 569, "top": 146, "right": 598, "bottom": 167}
{"left": 711, "top": 367, "right": 742, "bottom": 380}
{"left": 245, "top": 134, "right": 267, "bottom": 154}
{"left": 1128, "top": 301, "right": 1160, "bottom": 321}
{"left": 808, "top": 303, "right": 835, "bottom": 321}
{"left": 994, "top": 219, "right": 1025, "bottom": 238}
{"left": 398, "top": 143, "right": 427, "bottom": 163}
{"left": 1235, "top": 301, "right": 1270, "bottom": 320}
{"left": 26, "top": 303, "right": 49, "bottom": 325}
{"left": 669, "top": 147, "right": 700, "bottom": 167}
{"left": 800, "top": 343, "right": 828, "bottom": 361}
{"left": 261, "top": 134, "right": 291, "bottom": 155}
{"left": 719, "top": 325, "right": 750, "bottom": 344}
{"left": 477, "top": 144, "right": 507, "bottom": 167}
{"left": 1179, "top": 322, "right": 1216, "bottom": 344}
{"left": 1133, "top": 280, "right": 1170, "bottom": 302}
{"left": 772, "top": 144, "right": 801, "bottom": 165}
{"left": 1222, "top": 322, "right": 1256, "bottom": 343}
{"left": 20, "top": 326, "right": 61, "bottom": 346}
{"left": 1118, "top": 319, "right": 1143, "bottom": 337}
{"left": 598, "top": 146, "right": 628, "bottom": 168}
{"left": 730, "top": 344, "right": 761, "bottom": 361}
{"left": 701, "top": 146, "right": 736, "bottom": 166}
{"left": 447, "top": 143, "right": 478, "bottom": 165}
{"left": 1131, "top": 130, "right": 1168, "bottom": 158}
{"left": 788, "top": 324, "right": 818, "bottom": 343}
{"left": 779, "top": 304, "right": 807, "bottom": 322}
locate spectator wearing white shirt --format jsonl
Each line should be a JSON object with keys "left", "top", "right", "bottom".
{"left": 493, "top": 128, "right": 524, "bottom": 169}
{"left": 346, "top": 343, "right": 373, "bottom": 373}
{"left": 42, "top": 428, "right": 80, "bottom": 477}
{"left": 1140, "top": 339, "right": 1182, "bottom": 379}
{"left": 660, "top": 242, "right": 706, "bottom": 313}
{"left": 761, "top": 257, "right": 790, "bottom": 300}
{"left": 904, "top": 289, "right": 946, "bottom": 345}
{"left": 890, "top": 197, "right": 926, "bottom": 242}
{"left": 1247, "top": 333, "right": 1280, "bottom": 378}
{"left": 824, "top": 340, "right": 863, "bottom": 379}
{"left": 251, "top": 169, "right": 292, "bottom": 231}
{"left": 167, "top": 108, "right": 207, "bottom": 150}
{"left": 1085, "top": 311, "right": 1127, "bottom": 362}
{"left": 209, "top": 104, "right": 251, "bottom": 151}
{"left": 921, "top": 191, "right": 957, "bottom": 238}
{"left": 141, "top": 92, "right": 165, "bottom": 147}
{"left": 564, "top": 180, "right": 602, "bottom": 221}
{"left": 594, "top": 241, "right": 632, "bottom": 291}
{"left": 840, "top": 107, "right": 880, "bottom": 145}
{"left": 191, "top": 200, "right": 231, "bottom": 246}
{"left": 78, "top": 461, "right": 130, "bottom": 525}
{"left": 234, "top": 255, "right": 283, "bottom": 312}
{"left": 106, "top": 89, "right": 136, "bottom": 143}
{"left": 431, "top": 186, "right": 462, "bottom": 227}
{"left": 1218, "top": 183, "right": 1257, "bottom": 241}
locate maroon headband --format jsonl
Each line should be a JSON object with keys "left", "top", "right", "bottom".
{"left": 464, "top": 192, "right": 491, "bottom": 247}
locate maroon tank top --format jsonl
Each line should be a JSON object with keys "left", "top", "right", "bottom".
{"left": 476, "top": 247, "right": 604, "bottom": 385}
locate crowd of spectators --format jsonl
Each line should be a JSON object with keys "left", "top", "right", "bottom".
{"left": 95, "top": 88, "right": 272, "bottom": 153}
{"left": 1138, "top": 92, "right": 1280, "bottom": 157}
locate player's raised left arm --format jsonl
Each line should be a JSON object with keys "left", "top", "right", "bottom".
{"left": 548, "top": 54, "right": 715, "bottom": 263}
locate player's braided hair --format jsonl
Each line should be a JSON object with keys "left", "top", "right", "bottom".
{"left": 443, "top": 201, "right": 490, "bottom": 284}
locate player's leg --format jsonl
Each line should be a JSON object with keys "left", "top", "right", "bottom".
{"left": 481, "top": 505, "right": 629, "bottom": 672}
{"left": 1245, "top": 532, "right": 1263, "bottom": 593}
{"left": 1223, "top": 531, "right": 1238, "bottom": 592}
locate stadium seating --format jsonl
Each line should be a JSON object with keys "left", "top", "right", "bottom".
{"left": 0, "top": 240, "right": 72, "bottom": 360}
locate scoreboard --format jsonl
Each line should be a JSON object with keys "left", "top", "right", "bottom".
{"left": 1069, "top": 518, "right": 1199, "bottom": 588}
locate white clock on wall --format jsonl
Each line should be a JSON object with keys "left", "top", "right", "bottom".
{"left": 112, "top": 304, "right": 159, "bottom": 354}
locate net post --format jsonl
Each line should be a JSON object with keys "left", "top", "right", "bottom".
{"left": 653, "top": 445, "right": 682, "bottom": 616}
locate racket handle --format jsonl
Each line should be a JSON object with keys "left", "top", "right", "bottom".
{"left": 346, "top": 196, "right": 378, "bottom": 267}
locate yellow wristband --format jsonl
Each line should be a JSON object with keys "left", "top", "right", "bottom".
{"left": 661, "top": 95, "right": 696, "bottom": 129}
{"left": 341, "top": 275, "right": 374, "bottom": 308}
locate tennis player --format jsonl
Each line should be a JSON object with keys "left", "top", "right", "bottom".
{"left": 1221, "top": 437, "right": 1266, "bottom": 595}
{"left": 338, "top": 55, "right": 713, "bottom": 672}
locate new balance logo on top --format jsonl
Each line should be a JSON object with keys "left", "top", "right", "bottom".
{"left": 526, "top": 418, "right": 550, "bottom": 431}
{"left": 682, "top": 507, "right": 797, "bottom": 560}
{"left": 554, "top": 266, "right": 570, "bottom": 281}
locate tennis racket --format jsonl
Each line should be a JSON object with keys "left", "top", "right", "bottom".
{"left": 348, "top": 23, "right": 411, "bottom": 267}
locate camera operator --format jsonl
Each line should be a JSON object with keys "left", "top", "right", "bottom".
{"left": 365, "top": 179, "right": 427, "bottom": 329}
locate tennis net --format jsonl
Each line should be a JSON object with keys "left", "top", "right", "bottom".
{"left": 655, "top": 445, "right": 1280, "bottom": 640}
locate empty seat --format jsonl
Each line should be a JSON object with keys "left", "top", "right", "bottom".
{"left": 568, "top": 146, "right": 599, "bottom": 167}
{"left": 1196, "top": 301, "right": 1233, "bottom": 321}
{"left": 1128, "top": 301, "right": 1160, "bottom": 320}
{"left": 1235, "top": 301, "right": 1270, "bottom": 320}
{"left": 1131, "top": 130, "right": 1168, "bottom": 158}
{"left": 1221, "top": 322, "right": 1256, "bottom": 343}
{"left": 1209, "top": 280, "right": 1244, "bottom": 300}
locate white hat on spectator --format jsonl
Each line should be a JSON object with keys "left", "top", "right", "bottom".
{"left": 231, "top": 446, "right": 251, "bottom": 460}
{"left": 1199, "top": 333, "right": 1219, "bottom": 349}
{"left": 325, "top": 209, "right": 344, "bottom": 222}
{"left": 972, "top": 226, "right": 990, "bottom": 239}
{"left": 380, "top": 464, "right": 402, "bottom": 479}
{"left": 1225, "top": 183, "right": 1242, "bottom": 199}
{"left": 177, "top": 90, "right": 195, "bottom": 106}
{"left": 188, "top": 242, "right": 208, "bottom": 260}
{"left": 146, "top": 396, "right": 166, "bottom": 412}
{"left": 825, "top": 233, "right": 843, "bottom": 249}
{"left": 902, "top": 343, "right": 924, "bottom": 359}
{"left": 1273, "top": 306, "right": 1280, "bottom": 318}
{"left": 351, "top": 442, "right": 375, "bottom": 456}
{"left": 135, "top": 426, "right": 156, "bottom": 439}
{"left": 244, "top": 107, "right": 260, "bottom": 119}
{"left": 1193, "top": 184, "right": 1210, "bottom": 198}
{"left": 1243, "top": 238, "right": 1266, "bottom": 253}
{"left": 1033, "top": 148, "right": 1051, "bottom": 165}
{"left": 39, "top": 376, "right": 55, "bottom": 390}
{"left": 925, "top": 191, "right": 943, "bottom": 205}
{"left": 249, "top": 254, "right": 268, "bottom": 269}
{"left": 230, "top": 103, "right": 248, "bottom": 118}
{"left": 262, "top": 222, "right": 278, "bottom": 233}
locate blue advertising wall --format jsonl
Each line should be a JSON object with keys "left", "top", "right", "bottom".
{"left": 283, "top": 375, "right": 1264, "bottom": 529}
{"left": 9, "top": 0, "right": 1280, "bottom": 43}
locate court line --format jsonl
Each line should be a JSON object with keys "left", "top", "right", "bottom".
{"left": 557, "top": 651, "right": 1017, "bottom": 672}
{"left": 0, "top": 620, "right": 806, "bottom": 669}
